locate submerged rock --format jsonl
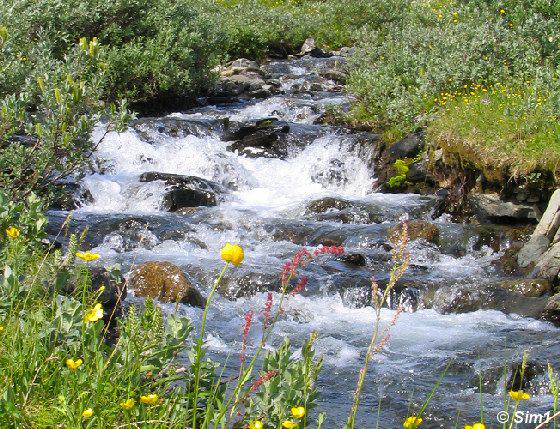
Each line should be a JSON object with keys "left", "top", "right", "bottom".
{"left": 128, "top": 261, "right": 204, "bottom": 307}
{"left": 388, "top": 221, "right": 440, "bottom": 245}
{"left": 224, "top": 118, "right": 290, "bottom": 158}
{"left": 493, "top": 278, "right": 551, "bottom": 297}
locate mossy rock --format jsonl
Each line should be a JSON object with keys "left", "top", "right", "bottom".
{"left": 388, "top": 220, "right": 440, "bottom": 245}
{"left": 129, "top": 261, "right": 204, "bottom": 308}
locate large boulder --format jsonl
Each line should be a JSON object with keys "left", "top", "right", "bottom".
{"left": 128, "top": 261, "right": 204, "bottom": 307}
{"left": 140, "top": 172, "right": 222, "bottom": 211}
{"left": 388, "top": 133, "right": 424, "bottom": 162}
{"left": 535, "top": 242, "right": 560, "bottom": 282}
{"left": 469, "top": 193, "right": 537, "bottom": 224}
{"left": 388, "top": 221, "right": 440, "bottom": 245}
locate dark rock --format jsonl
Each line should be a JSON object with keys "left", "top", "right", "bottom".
{"left": 140, "top": 172, "right": 222, "bottom": 211}
{"left": 388, "top": 133, "right": 424, "bottom": 162}
{"left": 224, "top": 118, "right": 291, "bottom": 158}
{"left": 337, "top": 253, "right": 367, "bottom": 266}
{"left": 507, "top": 361, "right": 546, "bottom": 392}
{"left": 542, "top": 293, "right": 560, "bottom": 326}
{"left": 90, "top": 267, "right": 128, "bottom": 318}
{"left": 388, "top": 221, "right": 440, "bottom": 245}
{"left": 51, "top": 183, "right": 93, "bottom": 211}
{"left": 102, "top": 219, "right": 159, "bottom": 252}
{"left": 129, "top": 261, "right": 204, "bottom": 307}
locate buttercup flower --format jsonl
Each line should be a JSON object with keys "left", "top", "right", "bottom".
{"left": 509, "top": 390, "right": 530, "bottom": 401}
{"left": 0, "top": 326, "right": 4, "bottom": 333}
{"left": 76, "top": 251, "right": 100, "bottom": 262}
{"left": 291, "top": 406, "right": 306, "bottom": 419}
{"left": 464, "top": 423, "right": 485, "bottom": 429}
{"left": 249, "top": 421, "right": 263, "bottom": 429}
{"left": 220, "top": 243, "right": 244, "bottom": 266}
{"left": 65, "top": 358, "right": 83, "bottom": 371}
{"left": 120, "top": 398, "right": 135, "bottom": 410}
{"left": 282, "top": 421, "right": 298, "bottom": 429}
{"left": 84, "top": 303, "right": 104, "bottom": 323}
{"left": 82, "top": 408, "right": 93, "bottom": 419}
{"left": 403, "top": 416, "right": 423, "bottom": 429}
{"left": 6, "top": 226, "right": 20, "bottom": 239}
{"left": 140, "top": 394, "right": 159, "bottom": 405}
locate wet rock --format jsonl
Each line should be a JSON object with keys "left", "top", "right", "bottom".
{"left": 432, "top": 283, "right": 548, "bottom": 317}
{"left": 52, "top": 182, "right": 93, "bottom": 211}
{"left": 305, "top": 197, "right": 353, "bottom": 214}
{"left": 129, "top": 261, "right": 204, "bottom": 307}
{"left": 102, "top": 219, "right": 159, "bottom": 252}
{"left": 214, "top": 58, "right": 281, "bottom": 100}
{"left": 299, "top": 37, "right": 331, "bottom": 58}
{"left": 493, "top": 278, "right": 551, "bottom": 297}
{"left": 132, "top": 117, "right": 227, "bottom": 142}
{"left": 140, "top": 172, "right": 222, "bottom": 210}
{"left": 533, "top": 189, "right": 560, "bottom": 240}
{"left": 507, "top": 361, "right": 546, "bottom": 392}
{"left": 541, "top": 293, "right": 560, "bottom": 326}
{"left": 388, "top": 221, "right": 440, "bottom": 245}
{"left": 388, "top": 133, "right": 424, "bottom": 162}
{"left": 219, "top": 271, "right": 280, "bottom": 298}
{"left": 337, "top": 253, "right": 367, "bottom": 266}
{"left": 224, "top": 118, "right": 291, "bottom": 159}
{"left": 469, "top": 193, "right": 537, "bottom": 224}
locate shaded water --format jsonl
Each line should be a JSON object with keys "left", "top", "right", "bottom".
{"left": 48, "top": 55, "right": 560, "bottom": 428}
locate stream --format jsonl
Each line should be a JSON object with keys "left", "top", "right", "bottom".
{"left": 48, "top": 55, "right": 560, "bottom": 428}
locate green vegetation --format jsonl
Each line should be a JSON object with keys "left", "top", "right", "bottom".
{"left": 347, "top": 0, "right": 560, "bottom": 180}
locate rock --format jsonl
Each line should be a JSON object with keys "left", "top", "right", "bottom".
{"left": 388, "top": 133, "right": 424, "bottom": 162}
{"left": 102, "top": 219, "right": 159, "bottom": 252}
{"left": 339, "top": 47, "right": 356, "bottom": 56}
{"left": 90, "top": 267, "right": 128, "bottom": 317}
{"left": 305, "top": 197, "right": 353, "bottom": 214}
{"left": 469, "top": 193, "right": 537, "bottom": 224}
{"left": 517, "top": 235, "right": 550, "bottom": 269}
{"left": 299, "top": 37, "right": 331, "bottom": 58}
{"left": 493, "top": 278, "right": 551, "bottom": 297}
{"left": 541, "top": 293, "right": 560, "bottom": 326}
{"left": 129, "top": 261, "right": 204, "bottom": 307}
{"left": 140, "top": 172, "right": 222, "bottom": 211}
{"left": 337, "top": 253, "right": 367, "bottom": 266}
{"left": 319, "top": 69, "right": 347, "bottom": 84}
{"left": 433, "top": 283, "right": 547, "bottom": 317}
{"left": 388, "top": 221, "right": 440, "bottom": 245}
{"left": 224, "top": 118, "right": 291, "bottom": 158}
{"left": 132, "top": 117, "right": 227, "bottom": 142}
{"left": 219, "top": 271, "right": 280, "bottom": 299}
{"left": 52, "top": 182, "right": 93, "bottom": 211}
{"left": 535, "top": 242, "right": 560, "bottom": 281}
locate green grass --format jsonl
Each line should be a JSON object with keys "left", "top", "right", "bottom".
{"left": 427, "top": 82, "right": 560, "bottom": 180}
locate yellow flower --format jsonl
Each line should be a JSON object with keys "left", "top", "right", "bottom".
{"left": 0, "top": 326, "right": 4, "bottom": 332}
{"left": 220, "top": 243, "right": 244, "bottom": 266}
{"left": 120, "top": 398, "right": 136, "bottom": 410}
{"left": 291, "top": 406, "right": 306, "bottom": 419}
{"left": 500, "top": 9, "right": 506, "bottom": 14}
{"left": 82, "top": 408, "right": 93, "bottom": 419}
{"left": 249, "top": 421, "right": 263, "bottom": 429}
{"left": 509, "top": 390, "right": 530, "bottom": 401}
{"left": 282, "top": 421, "right": 298, "bottom": 429}
{"left": 464, "top": 423, "right": 486, "bottom": 429}
{"left": 84, "top": 303, "right": 104, "bottom": 323}
{"left": 65, "top": 358, "right": 83, "bottom": 371}
{"left": 6, "top": 226, "right": 20, "bottom": 239}
{"left": 140, "top": 394, "right": 159, "bottom": 405}
{"left": 76, "top": 251, "right": 100, "bottom": 262}
{"left": 403, "top": 416, "right": 423, "bottom": 429}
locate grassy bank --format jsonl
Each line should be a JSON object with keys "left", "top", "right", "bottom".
{"left": 346, "top": 0, "right": 560, "bottom": 182}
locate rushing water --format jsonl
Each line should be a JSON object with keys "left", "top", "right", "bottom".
{"left": 48, "top": 56, "right": 560, "bottom": 428}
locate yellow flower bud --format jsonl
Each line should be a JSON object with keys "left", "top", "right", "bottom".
{"left": 220, "top": 243, "right": 244, "bottom": 266}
